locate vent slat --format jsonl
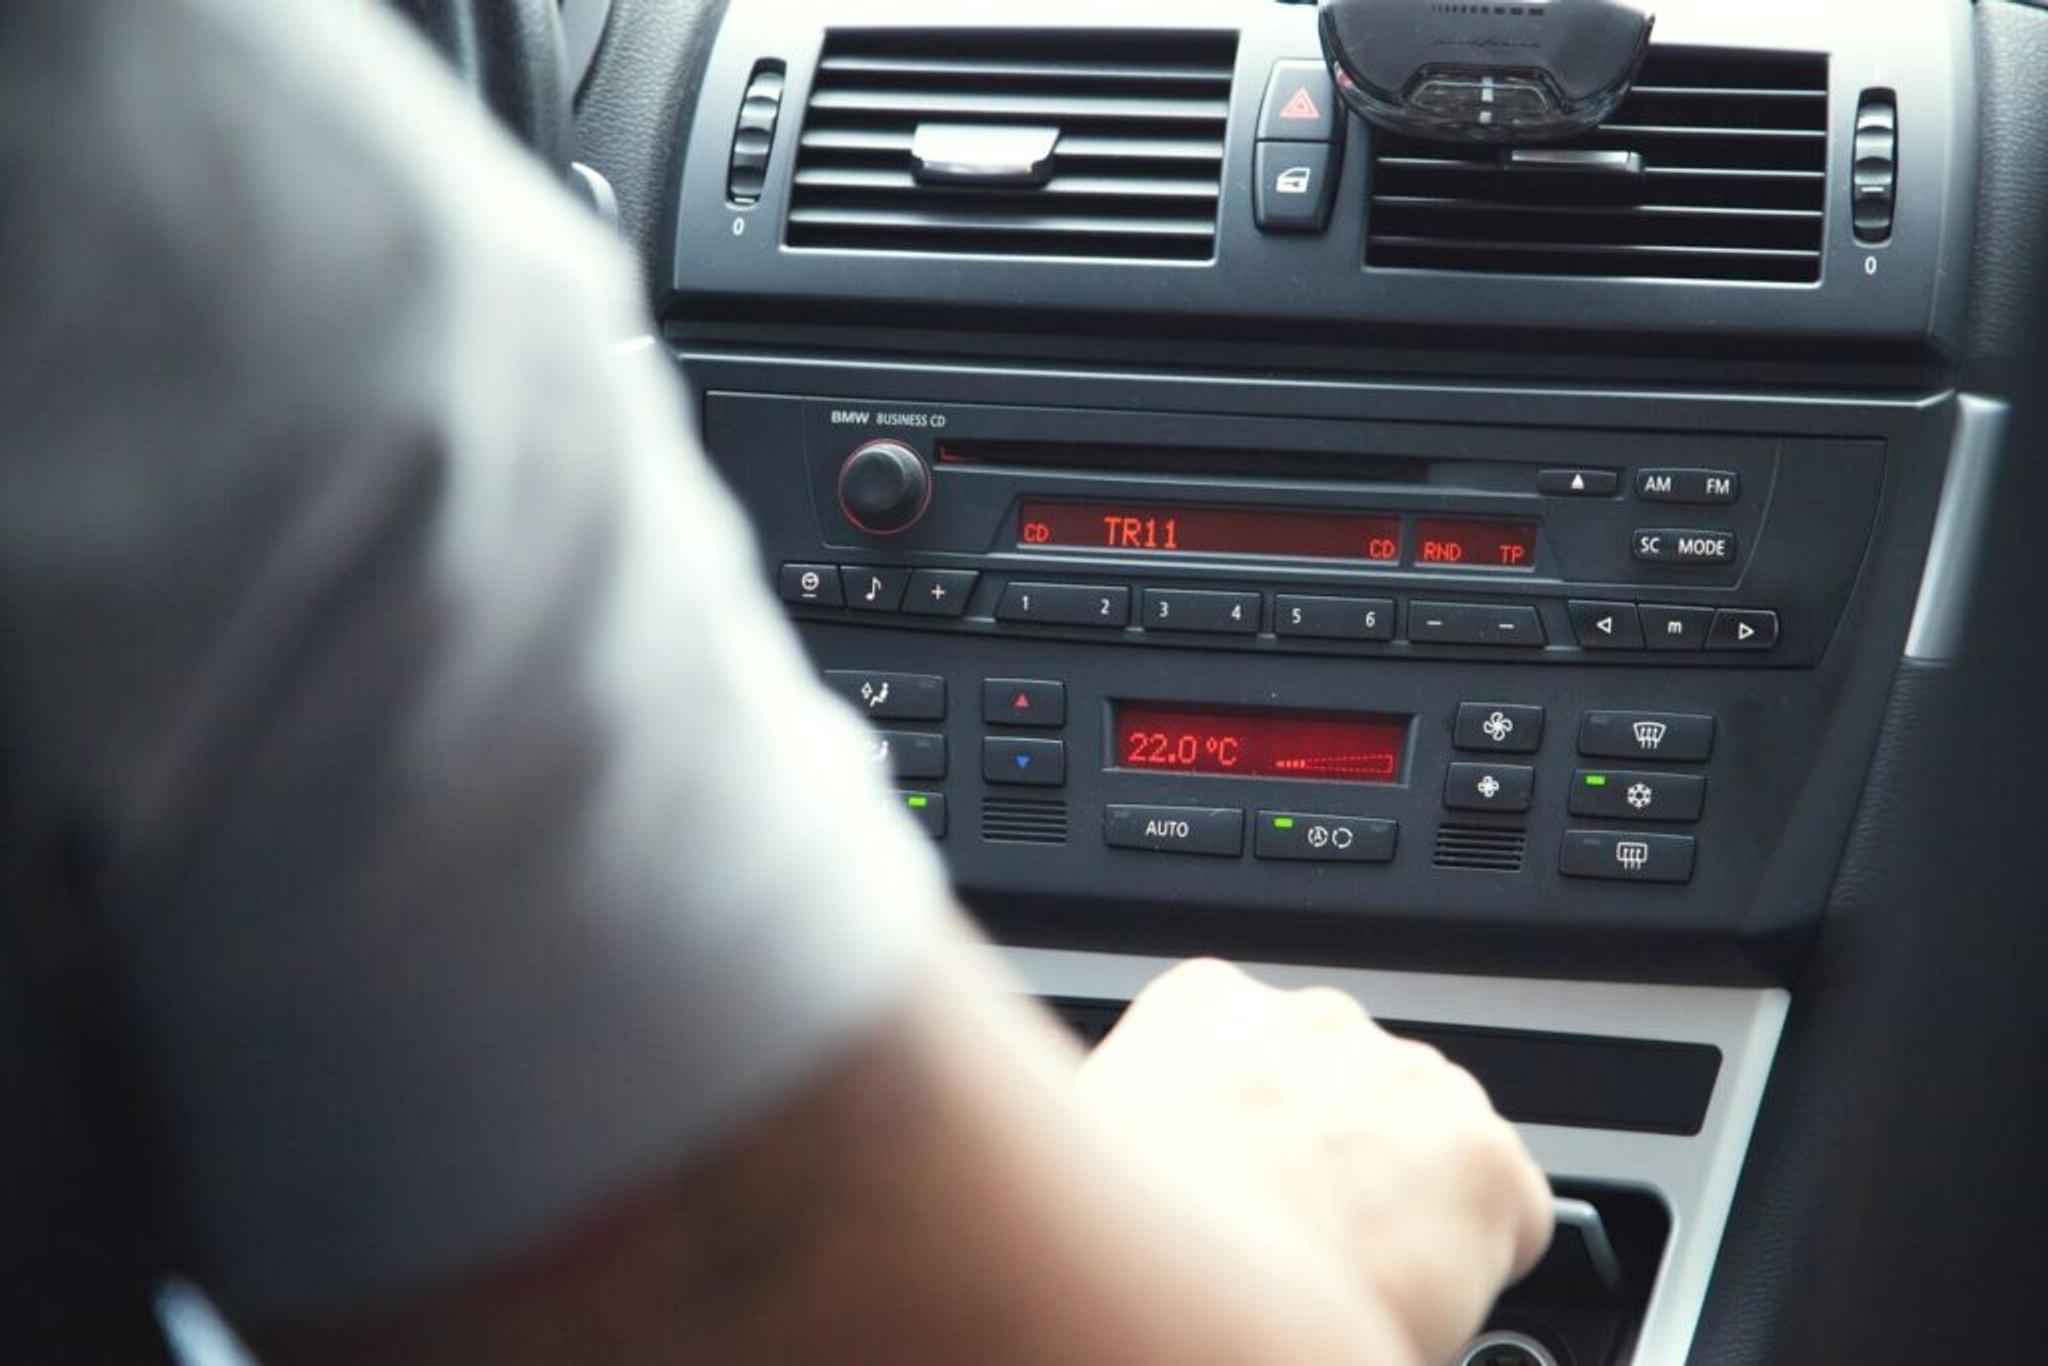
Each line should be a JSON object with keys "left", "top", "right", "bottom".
{"left": 982, "top": 797, "right": 1069, "bottom": 845}
{"left": 800, "top": 128, "right": 1226, "bottom": 164}
{"left": 1374, "top": 194, "right": 1823, "bottom": 222}
{"left": 818, "top": 55, "right": 1231, "bottom": 87}
{"left": 790, "top": 30, "right": 1234, "bottom": 261}
{"left": 1628, "top": 84, "right": 1827, "bottom": 100}
{"left": 794, "top": 167, "right": 1222, "bottom": 201}
{"left": 791, "top": 206, "right": 1218, "bottom": 238}
{"left": 1367, "top": 47, "right": 1828, "bottom": 285}
{"left": 807, "top": 89, "right": 1230, "bottom": 124}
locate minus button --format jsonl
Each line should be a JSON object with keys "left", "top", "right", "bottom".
{"left": 1407, "top": 601, "right": 1548, "bottom": 648}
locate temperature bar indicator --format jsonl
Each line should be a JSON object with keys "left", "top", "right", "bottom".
{"left": 1114, "top": 703, "right": 1408, "bottom": 784}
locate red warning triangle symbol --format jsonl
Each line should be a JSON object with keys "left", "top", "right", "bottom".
{"left": 1014, "top": 692, "right": 1032, "bottom": 710}
{"left": 1279, "top": 86, "right": 1322, "bottom": 122}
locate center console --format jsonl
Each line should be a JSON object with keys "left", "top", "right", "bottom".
{"left": 666, "top": 2, "right": 1978, "bottom": 1360}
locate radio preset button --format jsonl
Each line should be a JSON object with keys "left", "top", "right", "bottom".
{"left": 1445, "top": 762, "right": 1535, "bottom": 814}
{"left": 1455, "top": 703, "right": 1544, "bottom": 754}
{"left": 1255, "top": 812, "right": 1397, "bottom": 863}
{"left": 1560, "top": 829, "right": 1697, "bottom": 884}
{"left": 841, "top": 565, "right": 910, "bottom": 611}
{"left": 1408, "top": 602, "right": 1546, "bottom": 647}
{"left": 1274, "top": 594, "right": 1394, "bottom": 641}
{"left": 1632, "top": 529, "right": 1736, "bottom": 565}
{"left": 824, "top": 670, "right": 946, "bottom": 721}
{"left": 867, "top": 730, "right": 946, "bottom": 780}
{"left": 996, "top": 582, "right": 1132, "bottom": 628}
{"left": 983, "top": 679, "right": 1066, "bottom": 728}
{"left": 1708, "top": 608, "right": 1780, "bottom": 651}
{"left": 780, "top": 563, "right": 844, "bottom": 607}
{"left": 1640, "top": 604, "right": 1714, "bottom": 651}
{"left": 1105, "top": 805, "right": 1245, "bottom": 857}
{"left": 1638, "top": 469, "right": 1740, "bottom": 504}
{"left": 1538, "top": 468, "right": 1620, "bottom": 497}
{"left": 1579, "top": 711, "right": 1715, "bottom": 762}
{"left": 1568, "top": 600, "right": 1644, "bottom": 650}
{"left": 1143, "top": 588, "right": 1261, "bottom": 635}
{"left": 984, "top": 737, "right": 1066, "bottom": 787}
{"left": 1569, "top": 770, "right": 1706, "bottom": 823}
{"left": 903, "top": 569, "right": 978, "bottom": 617}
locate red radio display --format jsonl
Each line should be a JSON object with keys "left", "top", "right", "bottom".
{"left": 1413, "top": 517, "right": 1539, "bottom": 570}
{"left": 1115, "top": 704, "right": 1408, "bottom": 784}
{"left": 1019, "top": 500, "right": 1401, "bottom": 563}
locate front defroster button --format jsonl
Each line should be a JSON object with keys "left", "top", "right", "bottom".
{"left": 1106, "top": 805, "right": 1245, "bottom": 857}
{"left": 1579, "top": 711, "right": 1715, "bottom": 762}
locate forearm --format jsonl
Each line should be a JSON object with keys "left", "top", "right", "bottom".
{"left": 252, "top": 942, "right": 1415, "bottom": 1366}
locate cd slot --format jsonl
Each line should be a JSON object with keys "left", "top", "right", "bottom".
{"left": 938, "top": 439, "right": 1429, "bottom": 486}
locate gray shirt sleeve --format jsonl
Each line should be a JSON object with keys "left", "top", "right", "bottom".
{"left": 0, "top": 0, "right": 953, "bottom": 1319}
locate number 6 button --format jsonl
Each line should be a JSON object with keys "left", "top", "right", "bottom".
{"left": 1273, "top": 594, "right": 1395, "bottom": 642}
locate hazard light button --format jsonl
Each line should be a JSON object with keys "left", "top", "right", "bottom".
{"left": 983, "top": 678, "right": 1066, "bottom": 728}
{"left": 1258, "top": 61, "right": 1340, "bottom": 142}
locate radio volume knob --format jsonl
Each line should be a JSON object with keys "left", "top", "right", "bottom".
{"left": 838, "top": 439, "right": 932, "bottom": 535}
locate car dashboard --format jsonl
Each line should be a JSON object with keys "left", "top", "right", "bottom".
{"left": 573, "top": 0, "right": 2048, "bottom": 1359}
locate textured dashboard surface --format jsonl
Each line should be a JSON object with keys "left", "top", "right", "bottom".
{"left": 1691, "top": 6, "right": 2048, "bottom": 1360}
{"left": 572, "top": 0, "right": 727, "bottom": 298}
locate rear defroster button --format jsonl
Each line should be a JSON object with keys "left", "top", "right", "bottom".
{"left": 1560, "top": 829, "right": 1696, "bottom": 884}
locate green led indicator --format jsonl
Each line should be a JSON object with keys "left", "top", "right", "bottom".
{"left": 906, "top": 795, "right": 930, "bottom": 809}
{"left": 1273, "top": 817, "right": 1296, "bottom": 830}
{"left": 1585, "top": 774, "right": 1609, "bottom": 787}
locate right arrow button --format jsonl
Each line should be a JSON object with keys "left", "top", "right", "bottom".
{"left": 1708, "top": 608, "right": 1780, "bottom": 652}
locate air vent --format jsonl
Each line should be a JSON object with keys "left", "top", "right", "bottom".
{"left": 982, "top": 797, "right": 1069, "bottom": 845}
{"left": 1368, "top": 49, "right": 1828, "bottom": 283}
{"left": 788, "top": 30, "right": 1236, "bottom": 261}
{"left": 1433, "top": 824, "right": 1528, "bottom": 873}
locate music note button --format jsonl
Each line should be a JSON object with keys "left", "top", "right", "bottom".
{"left": 839, "top": 566, "right": 910, "bottom": 612}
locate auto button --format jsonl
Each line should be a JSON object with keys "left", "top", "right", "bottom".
{"left": 1105, "top": 805, "right": 1245, "bottom": 857}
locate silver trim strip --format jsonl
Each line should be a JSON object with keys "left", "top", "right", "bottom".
{"left": 1906, "top": 393, "right": 2010, "bottom": 662}
{"left": 1001, "top": 947, "right": 1789, "bottom": 1366}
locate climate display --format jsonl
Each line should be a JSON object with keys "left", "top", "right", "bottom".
{"left": 1413, "top": 517, "right": 1540, "bottom": 569}
{"left": 1115, "top": 704, "right": 1409, "bottom": 784}
{"left": 1020, "top": 500, "right": 1401, "bottom": 563}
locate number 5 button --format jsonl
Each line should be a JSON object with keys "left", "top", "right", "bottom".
{"left": 1273, "top": 594, "right": 1394, "bottom": 642}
